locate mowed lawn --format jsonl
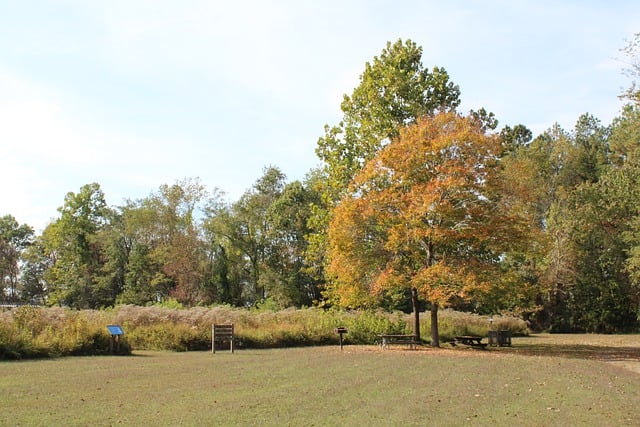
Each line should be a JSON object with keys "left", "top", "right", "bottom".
{"left": 1, "top": 335, "right": 640, "bottom": 426}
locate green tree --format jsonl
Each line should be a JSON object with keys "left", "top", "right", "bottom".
{"left": 264, "top": 179, "right": 322, "bottom": 307}
{"left": 526, "top": 124, "right": 579, "bottom": 204}
{"left": 94, "top": 210, "right": 129, "bottom": 306}
{"left": 0, "top": 215, "right": 34, "bottom": 302}
{"left": 610, "top": 104, "right": 640, "bottom": 165}
{"left": 316, "top": 38, "right": 461, "bottom": 200}
{"left": 620, "top": 32, "right": 640, "bottom": 103}
{"left": 115, "top": 199, "right": 164, "bottom": 305}
{"left": 500, "top": 124, "right": 533, "bottom": 154}
{"left": 565, "top": 154, "right": 640, "bottom": 332}
{"left": 572, "top": 113, "right": 610, "bottom": 183}
{"left": 204, "top": 167, "right": 286, "bottom": 305}
{"left": 19, "top": 236, "right": 50, "bottom": 304}
{"left": 202, "top": 200, "right": 246, "bottom": 306}
{"left": 42, "top": 183, "right": 112, "bottom": 308}
{"left": 469, "top": 107, "right": 499, "bottom": 132}
{"left": 516, "top": 115, "right": 612, "bottom": 330}
{"left": 327, "top": 113, "right": 534, "bottom": 346}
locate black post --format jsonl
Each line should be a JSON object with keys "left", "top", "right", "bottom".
{"left": 335, "top": 327, "right": 347, "bottom": 351}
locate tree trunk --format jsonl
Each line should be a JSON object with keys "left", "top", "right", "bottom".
{"left": 411, "top": 287, "right": 420, "bottom": 342}
{"left": 430, "top": 302, "right": 439, "bottom": 347}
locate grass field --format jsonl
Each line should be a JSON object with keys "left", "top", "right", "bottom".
{"left": 1, "top": 334, "right": 639, "bottom": 426}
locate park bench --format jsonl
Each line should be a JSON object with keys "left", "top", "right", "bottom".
{"left": 454, "top": 335, "right": 487, "bottom": 349}
{"left": 212, "top": 324, "right": 234, "bottom": 353}
{"left": 378, "top": 334, "right": 421, "bottom": 350}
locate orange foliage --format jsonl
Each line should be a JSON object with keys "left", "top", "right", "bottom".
{"left": 327, "top": 112, "right": 534, "bottom": 308}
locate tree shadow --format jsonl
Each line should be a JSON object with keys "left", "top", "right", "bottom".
{"left": 502, "top": 340, "right": 640, "bottom": 362}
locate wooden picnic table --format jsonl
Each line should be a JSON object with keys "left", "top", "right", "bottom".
{"left": 378, "top": 334, "right": 420, "bottom": 349}
{"left": 454, "top": 335, "right": 487, "bottom": 349}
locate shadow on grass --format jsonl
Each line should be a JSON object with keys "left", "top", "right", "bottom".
{"left": 502, "top": 340, "right": 640, "bottom": 362}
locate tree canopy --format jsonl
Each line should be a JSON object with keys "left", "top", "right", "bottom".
{"left": 326, "top": 112, "right": 535, "bottom": 345}
{"left": 316, "top": 38, "right": 461, "bottom": 200}
{"left": 2, "top": 35, "right": 640, "bottom": 335}
{"left": 0, "top": 215, "right": 34, "bottom": 303}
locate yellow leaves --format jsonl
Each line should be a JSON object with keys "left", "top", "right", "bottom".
{"left": 328, "top": 277, "right": 378, "bottom": 308}
{"left": 326, "top": 111, "right": 531, "bottom": 309}
{"left": 411, "top": 261, "right": 475, "bottom": 305}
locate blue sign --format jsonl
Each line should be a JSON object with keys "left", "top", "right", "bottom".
{"left": 107, "top": 325, "right": 124, "bottom": 335}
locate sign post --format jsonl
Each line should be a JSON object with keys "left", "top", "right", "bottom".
{"left": 107, "top": 325, "right": 124, "bottom": 354}
{"left": 334, "top": 327, "right": 348, "bottom": 351}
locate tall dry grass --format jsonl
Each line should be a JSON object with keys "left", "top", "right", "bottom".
{"left": 0, "top": 305, "right": 528, "bottom": 359}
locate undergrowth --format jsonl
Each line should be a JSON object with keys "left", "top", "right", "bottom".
{"left": 0, "top": 305, "right": 528, "bottom": 359}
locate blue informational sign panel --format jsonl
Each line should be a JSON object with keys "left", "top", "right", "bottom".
{"left": 107, "top": 325, "right": 124, "bottom": 335}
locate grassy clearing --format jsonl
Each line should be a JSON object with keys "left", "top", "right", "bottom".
{"left": 1, "top": 335, "right": 639, "bottom": 426}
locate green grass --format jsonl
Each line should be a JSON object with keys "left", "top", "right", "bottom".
{"left": 1, "top": 335, "right": 639, "bottom": 426}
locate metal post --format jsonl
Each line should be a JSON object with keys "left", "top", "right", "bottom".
{"left": 335, "top": 327, "right": 347, "bottom": 351}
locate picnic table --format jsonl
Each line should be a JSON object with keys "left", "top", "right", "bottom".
{"left": 454, "top": 335, "right": 487, "bottom": 349}
{"left": 378, "top": 334, "right": 420, "bottom": 349}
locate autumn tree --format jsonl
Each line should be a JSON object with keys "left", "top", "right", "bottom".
{"left": 152, "top": 179, "right": 207, "bottom": 305}
{"left": 116, "top": 178, "right": 208, "bottom": 306}
{"left": 310, "top": 39, "right": 461, "bottom": 293}
{"left": 327, "top": 112, "right": 533, "bottom": 346}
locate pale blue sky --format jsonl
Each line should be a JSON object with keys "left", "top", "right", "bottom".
{"left": 1, "top": 1, "right": 639, "bottom": 231}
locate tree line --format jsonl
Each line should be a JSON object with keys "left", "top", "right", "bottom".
{"left": 2, "top": 37, "right": 640, "bottom": 333}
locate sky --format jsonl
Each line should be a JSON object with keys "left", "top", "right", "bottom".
{"left": 1, "top": 1, "right": 639, "bottom": 232}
